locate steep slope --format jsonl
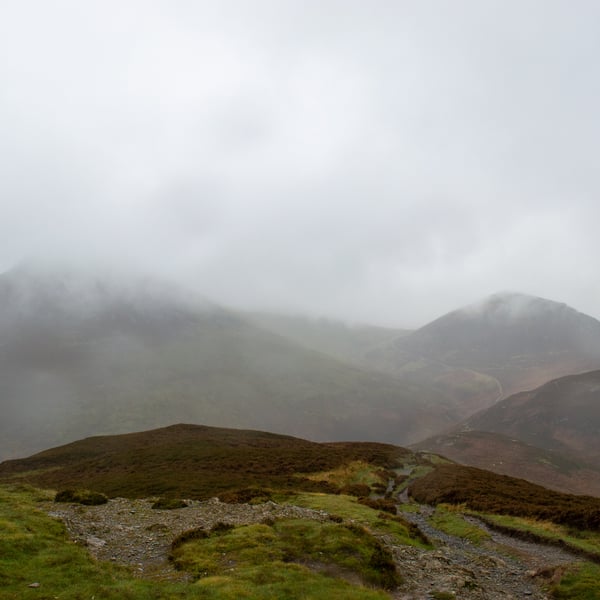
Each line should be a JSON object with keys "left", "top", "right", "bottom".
{"left": 0, "top": 264, "right": 456, "bottom": 460}
{"left": 463, "top": 370, "right": 600, "bottom": 461}
{"left": 413, "top": 430, "right": 600, "bottom": 497}
{"left": 374, "top": 292, "right": 600, "bottom": 399}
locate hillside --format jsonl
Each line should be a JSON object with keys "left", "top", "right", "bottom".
{"left": 413, "top": 430, "right": 600, "bottom": 497}
{"left": 247, "top": 311, "right": 410, "bottom": 366}
{"left": 0, "top": 423, "right": 411, "bottom": 499}
{"left": 0, "top": 264, "right": 461, "bottom": 460}
{"left": 374, "top": 292, "right": 600, "bottom": 399}
{"left": 3, "top": 424, "right": 600, "bottom": 598}
{"left": 463, "top": 370, "right": 600, "bottom": 461}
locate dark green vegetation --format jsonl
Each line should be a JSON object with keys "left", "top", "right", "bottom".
{"left": 0, "top": 485, "right": 391, "bottom": 599}
{"left": 0, "top": 424, "right": 410, "bottom": 500}
{"left": 170, "top": 518, "right": 400, "bottom": 590}
{"left": 54, "top": 488, "right": 108, "bottom": 505}
{"left": 409, "top": 464, "right": 600, "bottom": 531}
{"left": 549, "top": 563, "right": 600, "bottom": 599}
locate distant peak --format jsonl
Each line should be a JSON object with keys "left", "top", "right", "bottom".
{"left": 458, "top": 292, "right": 568, "bottom": 320}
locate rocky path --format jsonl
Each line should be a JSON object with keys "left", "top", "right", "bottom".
{"left": 393, "top": 507, "right": 580, "bottom": 599}
{"left": 43, "top": 497, "right": 329, "bottom": 581}
{"left": 42, "top": 498, "right": 582, "bottom": 597}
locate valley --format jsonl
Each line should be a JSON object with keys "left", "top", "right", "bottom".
{"left": 2, "top": 268, "right": 600, "bottom": 598}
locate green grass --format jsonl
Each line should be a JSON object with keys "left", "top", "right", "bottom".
{"left": 479, "top": 513, "right": 600, "bottom": 557}
{"left": 550, "top": 563, "right": 600, "bottom": 599}
{"left": 302, "top": 460, "right": 385, "bottom": 489}
{"left": 0, "top": 485, "right": 392, "bottom": 599}
{"left": 0, "top": 485, "right": 194, "bottom": 599}
{"left": 285, "top": 493, "right": 430, "bottom": 548}
{"left": 428, "top": 505, "right": 490, "bottom": 544}
{"left": 170, "top": 519, "right": 399, "bottom": 591}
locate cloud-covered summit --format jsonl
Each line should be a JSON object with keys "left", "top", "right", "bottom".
{"left": 2, "top": 2, "right": 600, "bottom": 326}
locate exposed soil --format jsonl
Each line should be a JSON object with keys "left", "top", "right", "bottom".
{"left": 42, "top": 497, "right": 583, "bottom": 598}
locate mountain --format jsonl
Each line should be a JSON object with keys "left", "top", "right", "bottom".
{"left": 0, "top": 423, "right": 410, "bottom": 499}
{"left": 0, "top": 264, "right": 461, "bottom": 460}
{"left": 463, "top": 369, "right": 600, "bottom": 461}
{"left": 373, "top": 292, "right": 600, "bottom": 399}
{"left": 414, "top": 370, "right": 600, "bottom": 496}
{"left": 246, "top": 311, "right": 410, "bottom": 366}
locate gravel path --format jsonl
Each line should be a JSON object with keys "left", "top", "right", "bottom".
{"left": 393, "top": 507, "right": 581, "bottom": 599}
{"left": 43, "top": 497, "right": 329, "bottom": 581}
{"left": 42, "top": 498, "right": 583, "bottom": 597}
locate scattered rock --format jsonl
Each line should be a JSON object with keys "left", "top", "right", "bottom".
{"left": 41, "top": 497, "right": 582, "bottom": 597}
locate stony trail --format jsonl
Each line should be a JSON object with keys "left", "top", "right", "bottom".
{"left": 392, "top": 506, "right": 580, "bottom": 599}
{"left": 42, "top": 497, "right": 583, "bottom": 597}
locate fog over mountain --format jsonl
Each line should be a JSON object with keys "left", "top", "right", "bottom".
{"left": 2, "top": 261, "right": 600, "bottom": 462}
{"left": 2, "top": 2, "right": 600, "bottom": 326}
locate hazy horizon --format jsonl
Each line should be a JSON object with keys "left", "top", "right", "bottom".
{"left": 3, "top": 2, "right": 600, "bottom": 328}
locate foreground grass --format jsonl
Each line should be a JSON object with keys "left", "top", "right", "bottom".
{"left": 0, "top": 485, "right": 393, "bottom": 599}
{"left": 286, "top": 493, "right": 431, "bottom": 548}
{"left": 0, "top": 485, "right": 202, "bottom": 600}
{"left": 550, "top": 563, "right": 600, "bottom": 599}
{"left": 171, "top": 519, "right": 397, "bottom": 594}
{"left": 479, "top": 513, "right": 600, "bottom": 558}
{"left": 428, "top": 505, "right": 490, "bottom": 544}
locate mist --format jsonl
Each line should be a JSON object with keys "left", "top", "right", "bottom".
{"left": 2, "top": 1, "right": 600, "bottom": 327}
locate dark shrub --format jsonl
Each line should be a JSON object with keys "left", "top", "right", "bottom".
{"left": 152, "top": 498, "right": 188, "bottom": 510}
{"left": 170, "top": 527, "right": 208, "bottom": 553}
{"left": 54, "top": 489, "right": 108, "bottom": 506}
{"left": 358, "top": 497, "right": 397, "bottom": 514}
{"left": 219, "top": 487, "right": 273, "bottom": 504}
{"left": 210, "top": 521, "right": 235, "bottom": 535}
{"left": 340, "top": 483, "right": 371, "bottom": 497}
{"left": 368, "top": 543, "right": 401, "bottom": 589}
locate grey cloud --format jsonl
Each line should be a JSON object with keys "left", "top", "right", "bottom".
{"left": 1, "top": 1, "right": 600, "bottom": 326}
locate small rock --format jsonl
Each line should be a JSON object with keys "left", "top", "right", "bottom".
{"left": 86, "top": 535, "right": 106, "bottom": 548}
{"left": 28, "top": 582, "right": 40, "bottom": 588}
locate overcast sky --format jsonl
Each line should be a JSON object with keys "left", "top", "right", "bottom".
{"left": 1, "top": 1, "right": 599, "bottom": 327}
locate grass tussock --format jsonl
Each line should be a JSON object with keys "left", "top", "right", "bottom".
{"left": 170, "top": 518, "right": 401, "bottom": 590}
{"left": 428, "top": 505, "right": 490, "bottom": 544}
{"left": 287, "top": 492, "right": 431, "bottom": 549}
{"left": 478, "top": 513, "right": 600, "bottom": 560}
{"left": 409, "top": 464, "right": 600, "bottom": 531}
{"left": 550, "top": 563, "right": 600, "bottom": 599}
{"left": 0, "top": 484, "right": 393, "bottom": 599}
{"left": 54, "top": 489, "right": 108, "bottom": 505}
{"left": 151, "top": 497, "right": 189, "bottom": 510}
